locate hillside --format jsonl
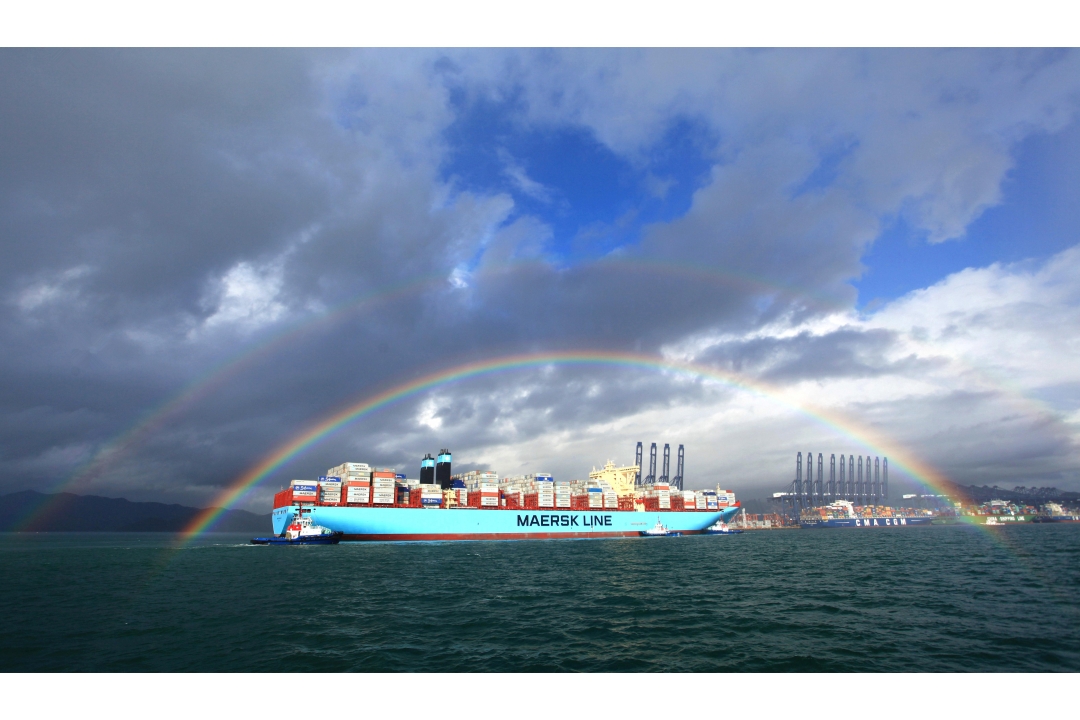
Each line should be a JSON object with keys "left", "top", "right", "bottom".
{"left": 0, "top": 490, "right": 270, "bottom": 533}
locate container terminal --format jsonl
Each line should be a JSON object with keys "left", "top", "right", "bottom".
{"left": 769, "top": 451, "right": 1080, "bottom": 528}
{"left": 269, "top": 442, "right": 743, "bottom": 542}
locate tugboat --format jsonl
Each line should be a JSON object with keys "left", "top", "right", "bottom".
{"left": 639, "top": 518, "right": 682, "bottom": 537}
{"left": 704, "top": 520, "right": 743, "bottom": 535}
{"left": 252, "top": 508, "right": 342, "bottom": 545}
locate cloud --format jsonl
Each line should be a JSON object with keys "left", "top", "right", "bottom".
{"left": 1, "top": 49, "right": 1078, "bottom": 510}
{"left": 497, "top": 147, "right": 553, "bottom": 202}
{"left": 13, "top": 265, "right": 92, "bottom": 312}
{"left": 198, "top": 260, "right": 287, "bottom": 334}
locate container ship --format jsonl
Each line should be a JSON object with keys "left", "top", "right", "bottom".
{"left": 799, "top": 500, "right": 934, "bottom": 529}
{"left": 1031, "top": 503, "right": 1080, "bottom": 523}
{"left": 950, "top": 501, "right": 1080, "bottom": 525}
{"left": 270, "top": 451, "right": 741, "bottom": 542}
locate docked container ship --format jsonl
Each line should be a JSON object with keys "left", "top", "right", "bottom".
{"left": 800, "top": 500, "right": 934, "bottom": 528}
{"left": 270, "top": 453, "right": 741, "bottom": 541}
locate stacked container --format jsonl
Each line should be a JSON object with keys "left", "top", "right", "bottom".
{"left": 372, "top": 470, "right": 396, "bottom": 505}
{"left": 587, "top": 486, "right": 604, "bottom": 508}
{"left": 319, "top": 476, "right": 342, "bottom": 505}
{"left": 327, "top": 462, "right": 371, "bottom": 484}
{"left": 345, "top": 478, "right": 371, "bottom": 505}
{"left": 536, "top": 475, "right": 554, "bottom": 508}
{"left": 715, "top": 487, "right": 737, "bottom": 507}
{"left": 397, "top": 478, "right": 419, "bottom": 506}
{"left": 554, "top": 480, "right": 571, "bottom": 508}
{"left": 290, "top": 479, "right": 318, "bottom": 501}
{"left": 478, "top": 481, "right": 499, "bottom": 507}
{"left": 656, "top": 483, "right": 671, "bottom": 509}
{"left": 420, "top": 485, "right": 444, "bottom": 508}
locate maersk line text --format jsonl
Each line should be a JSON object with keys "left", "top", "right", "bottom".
{"left": 516, "top": 514, "right": 613, "bottom": 527}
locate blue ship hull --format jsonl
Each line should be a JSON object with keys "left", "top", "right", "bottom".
{"left": 272, "top": 505, "right": 741, "bottom": 541}
{"left": 801, "top": 516, "right": 934, "bottom": 529}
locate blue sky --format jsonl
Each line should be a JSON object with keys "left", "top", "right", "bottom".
{"left": 858, "top": 121, "right": 1080, "bottom": 309}
{"left": 441, "top": 88, "right": 716, "bottom": 266}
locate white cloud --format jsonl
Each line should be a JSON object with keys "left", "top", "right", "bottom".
{"left": 197, "top": 260, "right": 287, "bottom": 334}
{"left": 497, "top": 147, "right": 553, "bottom": 202}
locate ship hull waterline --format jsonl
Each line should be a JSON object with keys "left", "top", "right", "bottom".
{"left": 272, "top": 505, "right": 741, "bottom": 541}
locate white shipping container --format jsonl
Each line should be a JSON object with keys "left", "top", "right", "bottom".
{"left": 555, "top": 498, "right": 571, "bottom": 508}
{"left": 346, "top": 488, "right": 369, "bottom": 503}
{"left": 605, "top": 498, "right": 618, "bottom": 509}
{"left": 480, "top": 497, "right": 499, "bottom": 507}
{"left": 538, "top": 497, "right": 554, "bottom": 508}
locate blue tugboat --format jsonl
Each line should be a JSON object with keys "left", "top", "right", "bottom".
{"left": 252, "top": 509, "right": 342, "bottom": 545}
{"left": 639, "top": 518, "right": 682, "bottom": 537}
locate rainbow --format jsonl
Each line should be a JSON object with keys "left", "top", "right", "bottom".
{"left": 179, "top": 349, "right": 957, "bottom": 541}
{"left": 21, "top": 259, "right": 847, "bottom": 531}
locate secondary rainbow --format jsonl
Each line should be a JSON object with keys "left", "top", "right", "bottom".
{"left": 180, "top": 349, "right": 955, "bottom": 540}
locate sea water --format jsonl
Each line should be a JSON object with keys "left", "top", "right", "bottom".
{"left": 1, "top": 524, "right": 1077, "bottom": 671}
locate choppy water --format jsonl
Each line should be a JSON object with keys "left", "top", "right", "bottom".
{"left": 2, "top": 524, "right": 1078, "bottom": 672}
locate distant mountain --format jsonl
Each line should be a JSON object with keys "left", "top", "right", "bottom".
{"left": 0, "top": 490, "right": 270, "bottom": 533}
{"left": 949, "top": 484, "right": 1080, "bottom": 504}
